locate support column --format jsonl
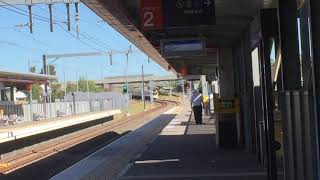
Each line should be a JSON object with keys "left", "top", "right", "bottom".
{"left": 10, "top": 87, "right": 14, "bottom": 101}
{"left": 310, "top": 0, "right": 320, "bottom": 178}
{"left": 278, "top": 0, "right": 301, "bottom": 89}
{"left": 243, "top": 28, "right": 255, "bottom": 153}
{"left": 236, "top": 42, "right": 247, "bottom": 147}
{"left": 217, "top": 48, "right": 236, "bottom": 148}
{"left": 299, "top": 2, "right": 319, "bottom": 180}
{"left": 232, "top": 46, "right": 243, "bottom": 146}
{"left": 260, "top": 9, "right": 278, "bottom": 180}
{"left": 300, "top": 3, "right": 312, "bottom": 89}
{"left": 261, "top": 35, "right": 277, "bottom": 180}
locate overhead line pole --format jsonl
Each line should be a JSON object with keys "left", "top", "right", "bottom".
{"left": 43, "top": 55, "right": 48, "bottom": 103}
{"left": 27, "top": 5, "right": 33, "bottom": 33}
{"left": 64, "top": 70, "right": 67, "bottom": 97}
{"left": 76, "top": 72, "right": 79, "bottom": 92}
{"left": 66, "top": 2, "right": 71, "bottom": 31}
{"left": 42, "top": 48, "right": 134, "bottom": 112}
{"left": 48, "top": 3, "right": 54, "bottom": 32}
{"left": 142, "top": 64, "right": 145, "bottom": 111}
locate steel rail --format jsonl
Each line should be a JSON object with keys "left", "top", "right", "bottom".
{"left": 0, "top": 100, "right": 178, "bottom": 174}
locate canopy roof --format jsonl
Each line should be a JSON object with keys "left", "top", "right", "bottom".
{"left": 0, "top": 70, "right": 56, "bottom": 85}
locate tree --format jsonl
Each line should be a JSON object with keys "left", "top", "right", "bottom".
{"left": 51, "top": 83, "right": 64, "bottom": 101}
{"left": 31, "top": 84, "right": 42, "bottom": 102}
{"left": 30, "top": 66, "right": 36, "bottom": 73}
{"left": 66, "top": 83, "right": 77, "bottom": 93}
{"left": 41, "top": 64, "right": 56, "bottom": 75}
{"left": 77, "top": 77, "right": 104, "bottom": 92}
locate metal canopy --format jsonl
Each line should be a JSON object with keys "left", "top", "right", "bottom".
{"left": 79, "top": 0, "right": 273, "bottom": 76}
{"left": 0, "top": 70, "right": 55, "bottom": 83}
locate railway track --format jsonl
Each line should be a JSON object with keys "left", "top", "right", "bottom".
{"left": 0, "top": 100, "right": 178, "bottom": 175}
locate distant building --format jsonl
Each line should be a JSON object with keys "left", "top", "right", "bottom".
{"left": 0, "top": 70, "right": 55, "bottom": 104}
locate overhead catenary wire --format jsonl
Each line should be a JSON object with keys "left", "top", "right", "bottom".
{"left": 36, "top": 4, "right": 111, "bottom": 51}
{"left": 0, "top": 4, "right": 105, "bottom": 51}
{"left": 1, "top": 2, "right": 144, "bottom": 58}
{"left": 0, "top": 41, "right": 46, "bottom": 53}
{"left": 13, "top": 28, "right": 51, "bottom": 49}
{"left": 1, "top": 2, "right": 130, "bottom": 53}
{"left": 1, "top": 2, "right": 100, "bottom": 49}
{"left": 0, "top": 5, "right": 50, "bottom": 23}
{"left": 56, "top": 23, "right": 103, "bottom": 52}
{"left": 0, "top": 0, "right": 65, "bottom": 23}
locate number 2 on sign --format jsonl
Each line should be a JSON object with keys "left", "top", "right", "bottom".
{"left": 144, "top": 11, "right": 154, "bottom": 27}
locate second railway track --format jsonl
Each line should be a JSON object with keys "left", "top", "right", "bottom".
{"left": 0, "top": 100, "right": 178, "bottom": 175}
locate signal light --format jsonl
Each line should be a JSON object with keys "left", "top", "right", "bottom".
{"left": 123, "top": 85, "right": 128, "bottom": 93}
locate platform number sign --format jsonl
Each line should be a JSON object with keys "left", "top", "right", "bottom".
{"left": 140, "top": 0, "right": 215, "bottom": 31}
{"left": 140, "top": 0, "right": 163, "bottom": 31}
{"left": 144, "top": 11, "right": 154, "bottom": 28}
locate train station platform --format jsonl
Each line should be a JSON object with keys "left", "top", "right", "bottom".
{"left": 0, "top": 110, "right": 121, "bottom": 144}
{"left": 51, "top": 104, "right": 267, "bottom": 180}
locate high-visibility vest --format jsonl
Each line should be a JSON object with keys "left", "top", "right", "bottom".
{"left": 203, "top": 95, "right": 209, "bottom": 103}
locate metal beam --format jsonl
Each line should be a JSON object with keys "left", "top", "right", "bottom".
{"left": 45, "top": 51, "right": 130, "bottom": 60}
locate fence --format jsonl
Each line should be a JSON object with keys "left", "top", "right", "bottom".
{"left": 0, "top": 92, "right": 129, "bottom": 126}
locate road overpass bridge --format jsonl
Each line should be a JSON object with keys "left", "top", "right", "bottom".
{"left": 95, "top": 74, "right": 178, "bottom": 91}
{"left": 95, "top": 74, "right": 178, "bottom": 85}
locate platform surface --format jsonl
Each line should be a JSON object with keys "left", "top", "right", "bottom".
{"left": 0, "top": 110, "right": 121, "bottom": 143}
{"left": 51, "top": 104, "right": 271, "bottom": 180}
{"left": 120, "top": 106, "right": 268, "bottom": 180}
{"left": 50, "top": 107, "right": 180, "bottom": 180}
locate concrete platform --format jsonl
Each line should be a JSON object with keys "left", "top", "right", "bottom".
{"left": 51, "top": 105, "right": 270, "bottom": 180}
{"left": 0, "top": 110, "right": 121, "bottom": 143}
{"left": 50, "top": 107, "right": 180, "bottom": 180}
{"left": 121, "top": 106, "right": 268, "bottom": 180}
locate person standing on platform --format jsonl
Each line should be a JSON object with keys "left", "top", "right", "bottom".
{"left": 190, "top": 90, "right": 203, "bottom": 124}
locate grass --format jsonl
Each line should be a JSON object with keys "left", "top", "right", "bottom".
{"left": 114, "top": 100, "right": 159, "bottom": 120}
{"left": 114, "top": 95, "right": 181, "bottom": 120}
{"left": 158, "top": 95, "right": 181, "bottom": 102}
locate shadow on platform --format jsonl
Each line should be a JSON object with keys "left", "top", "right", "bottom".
{"left": 121, "top": 109, "right": 269, "bottom": 180}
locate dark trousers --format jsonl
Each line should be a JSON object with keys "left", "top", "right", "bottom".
{"left": 193, "top": 106, "right": 202, "bottom": 124}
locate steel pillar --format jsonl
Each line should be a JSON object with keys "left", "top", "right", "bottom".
{"left": 216, "top": 48, "right": 236, "bottom": 148}
{"left": 278, "top": 0, "right": 301, "bottom": 90}
{"left": 299, "top": 1, "right": 319, "bottom": 179}
{"left": 260, "top": 9, "right": 278, "bottom": 180}
{"left": 42, "top": 55, "right": 48, "bottom": 103}
{"left": 300, "top": 3, "right": 312, "bottom": 89}
{"left": 310, "top": 0, "right": 320, "bottom": 178}
{"left": 236, "top": 41, "right": 246, "bottom": 147}
{"left": 232, "top": 45, "right": 244, "bottom": 146}
{"left": 243, "top": 28, "right": 255, "bottom": 153}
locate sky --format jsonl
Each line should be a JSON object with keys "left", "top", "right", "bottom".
{"left": 0, "top": 3, "right": 172, "bottom": 82}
